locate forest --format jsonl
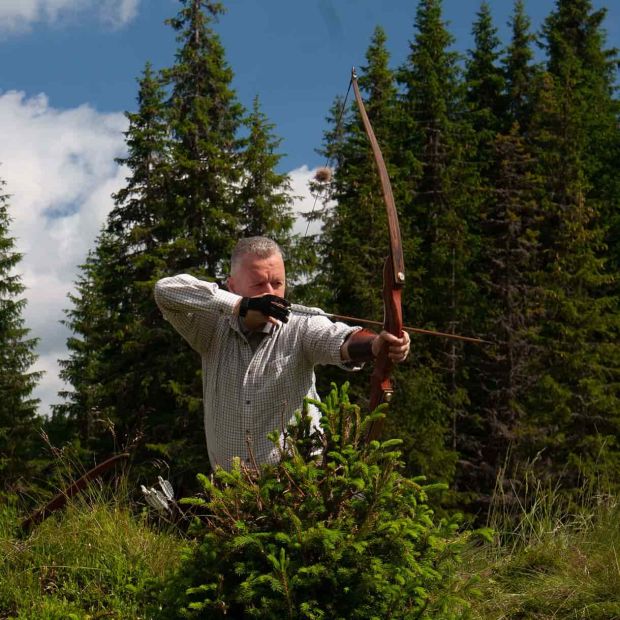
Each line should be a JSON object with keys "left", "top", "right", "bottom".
{"left": 1, "top": 0, "right": 619, "bottom": 617}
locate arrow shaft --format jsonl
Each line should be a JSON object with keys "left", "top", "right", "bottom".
{"left": 291, "top": 307, "right": 489, "bottom": 345}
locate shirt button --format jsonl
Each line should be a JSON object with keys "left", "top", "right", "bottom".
{"left": 246, "top": 400, "right": 251, "bottom": 405}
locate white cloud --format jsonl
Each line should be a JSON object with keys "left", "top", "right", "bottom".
{"left": 0, "top": 90, "right": 327, "bottom": 418}
{"left": 0, "top": 90, "right": 128, "bottom": 416}
{"left": 98, "top": 0, "right": 140, "bottom": 29}
{"left": 0, "top": 0, "right": 140, "bottom": 34}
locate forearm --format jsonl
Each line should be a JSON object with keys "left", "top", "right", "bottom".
{"left": 154, "top": 274, "right": 240, "bottom": 316}
{"left": 341, "top": 328, "right": 411, "bottom": 364}
{"left": 154, "top": 275, "right": 241, "bottom": 352}
{"left": 340, "top": 328, "right": 378, "bottom": 363}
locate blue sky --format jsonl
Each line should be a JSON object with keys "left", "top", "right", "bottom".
{"left": 4, "top": 0, "right": 618, "bottom": 169}
{"left": 0, "top": 0, "right": 618, "bottom": 414}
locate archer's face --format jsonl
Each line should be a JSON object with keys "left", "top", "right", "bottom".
{"left": 227, "top": 252, "right": 286, "bottom": 299}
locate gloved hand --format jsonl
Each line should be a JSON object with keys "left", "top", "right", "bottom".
{"left": 239, "top": 294, "right": 291, "bottom": 323}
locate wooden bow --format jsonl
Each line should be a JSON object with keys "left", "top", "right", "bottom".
{"left": 351, "top": 68, "right": 405, "bottom": 441}
{"left": 21, "top": 453, "right": 129, "bottom": 532}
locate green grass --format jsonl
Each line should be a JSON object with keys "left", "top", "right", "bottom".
{"left": 464, "top": 486, "right": 620, "bottom": 619}
{"left": 0, "top": 487, "right": 183, "bottom": 619}
{"left": 2, "top": 480, "right": 620, "bottom": 619}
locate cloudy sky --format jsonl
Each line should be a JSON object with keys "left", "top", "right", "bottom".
{"left": 0, "top": 0, "right": 618, "bottom": 415}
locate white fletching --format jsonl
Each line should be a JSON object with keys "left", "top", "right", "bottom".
{"left": 158, "top": 476, "right": 175, "bottom": 501}
{"left": 141, "top": 485, "right": 170, "bottom": 514}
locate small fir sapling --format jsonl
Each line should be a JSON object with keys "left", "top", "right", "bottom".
{"left": 156, "top": 383, "right": 475, "bottom": 619}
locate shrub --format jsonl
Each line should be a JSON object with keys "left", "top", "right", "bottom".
{"left": 156, "top": 384, "right": 473, "bottom": 619}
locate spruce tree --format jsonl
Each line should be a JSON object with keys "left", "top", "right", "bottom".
{"left": 518, "top": 0, "right": 620, "bottom": 490}
{"left": 163, "top": 0, "right": 243, "bottom": 278}
{"left": 236, "top": 96, "right": 294, "bottom": 246}
{"left": 318, "top": 26, "right": 400, "bottom": 325}
{"left": 393, "top": 0, "right": 478, "bottom": 485}
{"left": 397, "top": 0, "right": 479, "bottom": 344}
{"left": 503, "top": 0, "right": 538, "bottom": 130}
{"left": 56, "top": 4, "right": 298, "bottom": 489}
{"left": 0, "top": 177, "right": 43, "bottom": 490}
{"left": 541, "top": 0, "right": 620, "bottom": 286}
{"left": 53, "top": 65, "right": 210, "bottom": 486}
{"left": 463, "top": 128, "right": 544, "bottom": 502}
{"left": 457, "top": 2, "right": 538, "bottom": 502}
{"left": 465, "top": 1, "right": 506, "bottom": 136}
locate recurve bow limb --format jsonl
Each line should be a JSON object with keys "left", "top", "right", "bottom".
{"left": 21, "top": 452, "right": 130, "bottom": 532}
{"left": 351, "top": 68, "right": 405, "bottom": 441}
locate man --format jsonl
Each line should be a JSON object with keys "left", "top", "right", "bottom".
{"left": 154, "top": 236, "right": 410, "bottom": 470}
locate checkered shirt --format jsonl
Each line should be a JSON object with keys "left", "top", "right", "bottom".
{"left": 154, "top": 274, "right": 360, "bottom": 470}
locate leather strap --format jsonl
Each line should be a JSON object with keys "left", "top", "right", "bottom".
{"left": 346, "top": 328, "right": 377, "bottom": 363}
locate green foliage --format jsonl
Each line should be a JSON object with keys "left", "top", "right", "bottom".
{"left": 393, "top": 0, "right": 481, "bottom": 497}
{"left": 503, "top": 0, "right": 539, "bottom": 129}
{"left": 237, "top": 95, "right": 295, "bottom": 244}
{"left": 0, "top": 487, "right": 181, "bottom": 619}
{"left": 0, "top": 179, "right": 43, "bottom": 491}
{"left": 465, "top": 1, "right": 506, "bottom": 135}
{"left": 54, "top": 1, "right": 299, "bottom": 493}
{"left": 515, "top": 0, "right": 620, "bottom": 492}
{"left": 316, "top": 26, "right": 403, "bottom": 325}
{"left": 466, "top": 483, "right": 620, "bottom": 618}
{"left": 157, "top": 384, "right": 472, "bottom": 619}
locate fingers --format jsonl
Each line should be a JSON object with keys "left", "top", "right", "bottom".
{"left": 265, "top": 297, "right": 290, "bottom": 323}
{"left": 245, "top": 294, "right": 291, "bottom": 323}
{"left": 378, "top": 330, "right": 410, "bottom": 363}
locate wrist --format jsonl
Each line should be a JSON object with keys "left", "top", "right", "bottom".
{"left": 346, "top": 328, "right": 377, "bottom": 363}
{"left": 238, "top": 296, "right": 250, "bottom": 317}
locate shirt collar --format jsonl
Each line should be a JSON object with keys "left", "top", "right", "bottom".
{"left": 232, "top": 315, "right": 277, "bottom": 336}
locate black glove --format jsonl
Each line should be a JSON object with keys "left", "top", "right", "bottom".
{"left": 239, "top": 294, "right": 291, "bottom": 323}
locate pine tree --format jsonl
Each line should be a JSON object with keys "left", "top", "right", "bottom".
{"left": 0, "top": 177, "right": 43, "bottom": 490}
{"left": 55, "top": 4, "right": 298, "bottom": 489}
{"left": 463, "top": 128, "right": 544, "bottom": 502}
{"left": 392, "top": 0, "right": 479, "bottom": 485}
{"left": 456, "top": 2, "right": 539, "bottom": 502}
{"left": 53, "top": 63, "right": 210, "bottom": 488}
{"left": 300, "top": 28, "right": 393, "bottom": 407}
{"left": 465, "top": 1, "right": 506, "bottom": 136}
{"left": 318, "top": 26, "right": 400, "bottom": 325}
{"left": 236, "top": 96, "right": 295, "bottom": 246}
{"left": 163, "top": 0, "right": 243, "bottom": 278}
{"left": 397, "top": 0, "right": 479, "bottom": 341}
{"left": 503, "top": 0, "right": 538, "bottom": 130}
{"left": 518, "top": 0, "right": 620, "bottom": 490}
{"left": 541, "top": 0, "right": 620, "bottom": 284}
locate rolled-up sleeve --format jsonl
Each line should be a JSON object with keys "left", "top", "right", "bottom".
{"left": 154, "top": 274, "right": 241, "bottom": 353}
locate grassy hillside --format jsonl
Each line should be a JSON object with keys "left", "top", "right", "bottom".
{"left": 464, "top": 490, "right": 620, "bottom": 619}
{"left": 2, "top": 483, "right": 620, "bottom": 619}
{"left": 0, "top": 490, "right": 182, "bottom": 619}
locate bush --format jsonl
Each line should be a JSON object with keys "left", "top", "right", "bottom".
{"left": 156, "top": 384, "right": 473, "bottom": 619}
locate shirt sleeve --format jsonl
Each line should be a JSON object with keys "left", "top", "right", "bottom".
{"left": 154, "top": 274, "right": 241, "bottom": 353}
{"left": 300, "top": 312, "right": 363, "bottom": 370}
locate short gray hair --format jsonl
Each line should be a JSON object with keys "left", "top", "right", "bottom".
{"left": 231, "top": 237, "right": 283, "bottom": 273}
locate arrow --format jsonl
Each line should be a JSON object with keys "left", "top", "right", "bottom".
{"left": 290, "top": 304, "right": 491, "bottom": 345}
